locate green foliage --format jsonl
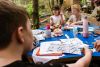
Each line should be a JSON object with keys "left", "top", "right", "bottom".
{"left": 81, "top": 0, "right": 87, "bottom": 5}
{"left": 25, "top": 0, "right": 51, "bottom": 17}
{"left": 26, "top": 2, "right": 33, "bottom": 17}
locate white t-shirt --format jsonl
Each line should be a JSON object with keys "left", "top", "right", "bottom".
{"left": 68, "top": 14, "right": 85, "bottom": 24}
{"left": 50, "top": 15, "right": 65, "bottom": 26}
{"left": 68, "top": 13, "right": 87, "bottom": 24}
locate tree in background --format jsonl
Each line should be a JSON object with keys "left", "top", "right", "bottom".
{"left": 51, "top": 0, "right": 54, "bottom": 9}
{"left": 81, "top": 0, "right": 87, "bottom": 6}
{"left": 32, "top": 0, "right": 39, "bottom": 29}
{"left": 59, "top": 0, "right": 63, "bottom": 6}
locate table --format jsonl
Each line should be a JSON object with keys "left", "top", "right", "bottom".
{"left": 28, "top": 27, "right": 100, "bottom": 63}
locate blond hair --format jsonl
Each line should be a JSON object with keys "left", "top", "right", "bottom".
{"left": 71, "top": 4, "right": 81, "bottom": 12}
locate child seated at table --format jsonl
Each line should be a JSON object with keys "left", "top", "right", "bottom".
{"left": 88, "top": 1, "right": 100, "bottom": 26}
{"left": 66, "top": 4, "right": 83, "bottom": 26}
{"left": 50, "top": 5, "right": 65, "bottom": 30}
{"left": 91, "top": 1, "right": 100, "bottom": 17}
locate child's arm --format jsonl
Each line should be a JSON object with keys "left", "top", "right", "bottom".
{"left": 50, "top": 17, "right": 55, "bottom": 30}
{"left": 67, "top": 47, "right": 92, "bottom": 67}
{"left": 60, "top": 14, "right": 65, "bottom": 25}
{"left": 50, "top": 17, "right": 54, "bottom": 26}
{"left": 66, "top": 15, "right": 73, "bottom": 25}
{"left": 70, "top": 22, "right": 82, "bottom": 26}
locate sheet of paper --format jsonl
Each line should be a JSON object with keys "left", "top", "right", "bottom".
{"left": 32, "top": 30, "right": 45, "bottom": 35}
{"left": 32, "top": 30, "right": 45, "bottom": 41}
{"left": 40, "top": 41, "right": 62, "bottom": 54}
{"left": 60, "top": 38, "right": 88, "bottom": 54}
{"left": 39, "top": 38, "right": 88, "bottom": 55}
{"left": 34, "top": 34, "right": 45, "bottom": 41}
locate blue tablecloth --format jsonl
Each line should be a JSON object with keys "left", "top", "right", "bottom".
{"left": 27, "top": 28, "right": 100, "bottom": 59}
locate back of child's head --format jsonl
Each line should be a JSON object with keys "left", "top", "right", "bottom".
{"left": 0, "top": 0, "right": 29, "bottom": 50}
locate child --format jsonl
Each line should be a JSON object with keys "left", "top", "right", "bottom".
{"left": 66, "top": 4, "right": 83, "bottom": 26}
{"left": 50, "top": 5, "right": 65, "bottom": 30}
{"left": 91, "top": 1, "right": 100, "bottom": 17}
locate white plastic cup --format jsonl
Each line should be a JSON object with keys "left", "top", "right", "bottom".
{"left": 73, "top": 27, "right": 78, "bottom": 38}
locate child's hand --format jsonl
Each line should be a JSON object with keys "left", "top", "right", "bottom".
{"left": 82, "top": 47, "right": 92, "bottom": 55}
{"left": 94, "top": 29, "right": 100, "bottom": 34}
{"left": 94, "top": 40, "right": 100, "bottom": 51}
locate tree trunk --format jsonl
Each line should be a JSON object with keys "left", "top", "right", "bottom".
{"left": 56, "top": 0, "right": 59, "bottom": 5}
{"left": 59, "top": 0, "right": 63, "bottom": 7}
{"left": 49, "top": 0, "right": 52, "bottom": 11}
{"left": 51, "top": 0, "right": 54, "bottom": 9}
{"left": 32, "top": 0, "right": 39, "bottom": 29}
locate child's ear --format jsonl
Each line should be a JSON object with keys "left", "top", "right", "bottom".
{"left": 16, "top": 27, "right": 24, "bottom": 44}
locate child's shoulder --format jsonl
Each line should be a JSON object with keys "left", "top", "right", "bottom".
{"left": 50, "top": 15, "right": 61, "bottom": 20}
{"left": 50, "top": 15, "right": 56, "bottom": 17}
{"left": 70, "top": 15, "right": 75, "bottom": 17}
